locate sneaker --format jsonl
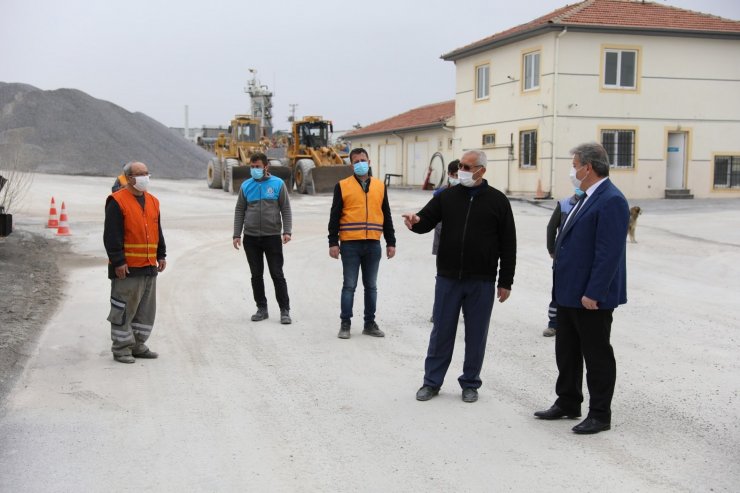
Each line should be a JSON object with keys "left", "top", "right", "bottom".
{"left": 543, "top": 327, "right": 556, "bottom": 337}
{"left": 338, "top": 321, "right": 351, "bottom": 339}
{"left": 251, "top": 308, "right": 268, "bottom": 322}
{"left": 416, "top": 386, "right": 439, "bottom": 401}
{"left": 280, "top": 309, "right": 292, "bottom": 324}
{"left": 362, "top": 321, "right": 385, "bottom": 337}
{"left": 114, "top": 354, "right": 135, "bottom": 364}
{"left": 462, "top": 388, "right": 478, "bottom": 403}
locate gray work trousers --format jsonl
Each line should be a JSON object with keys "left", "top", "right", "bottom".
{"left": 107, "top": 275, "right": 157, "bottom": 357}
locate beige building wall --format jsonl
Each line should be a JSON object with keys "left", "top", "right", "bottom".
{"left": 453, "top": 30, "right": 740, "bottom": 198}
{"left": 349, "top": 127, "right": 456, "bottom": 187}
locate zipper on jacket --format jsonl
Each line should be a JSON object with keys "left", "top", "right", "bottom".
{"left": 459, "top": 195, "right": 474, "bottom": 279}
{"left": 364, "top": 179, "right": 369, "bottom": 239}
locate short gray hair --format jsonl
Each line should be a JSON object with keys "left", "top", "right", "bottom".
{"left": 463, "top": 150, "right": 488, "bottom": 168}
{"left": 122, "top": 161, "right": 136, "bottom": 177}
{"left": 570, "top": 142, "right": 610, "bottom": 177}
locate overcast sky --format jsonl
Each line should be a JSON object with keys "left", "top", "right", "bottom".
{"left": 2, "top": 0, "right": 738, "bottom": 132}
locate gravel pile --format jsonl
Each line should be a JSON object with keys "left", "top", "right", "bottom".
{"left": 0, "top": 82, "right": 209, "bottom": 179}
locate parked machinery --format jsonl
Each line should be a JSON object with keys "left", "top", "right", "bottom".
{"left": 273, "top": 116, "right": 351, "bottom": 194}
{"left": 205, "top": 115, "right": 280, "bottom": 193}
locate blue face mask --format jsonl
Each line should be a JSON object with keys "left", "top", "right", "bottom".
{"left": 251, "top": 167, "right": 264, "bottom": 180}
{"left": 353, "top": 161, "right": 369, "bottom": 176}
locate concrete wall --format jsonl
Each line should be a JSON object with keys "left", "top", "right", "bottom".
{"left": 452, "top": 30, "right": 740, "bottom": 198}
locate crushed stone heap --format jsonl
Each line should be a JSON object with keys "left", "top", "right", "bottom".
{"left": 0, "top": 82, "right": 209, "bottom": 179}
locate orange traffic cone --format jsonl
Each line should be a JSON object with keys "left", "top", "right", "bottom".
{"left": 46, "top": 197, "right": 59, "bottom": 228}
{"left": 535, "top": 179, "right": 546, "bottom": 200}
{"left": 56, "top": 202, "right": 71, "bottom": 236}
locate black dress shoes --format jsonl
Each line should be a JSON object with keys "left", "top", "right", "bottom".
{"left": 572, "top": 417, "right": 611, "bottom": 434}
{"left": 534, "top": 404, "right": 582, "bottom": 420}
{"left": 416, "top": 386, "right": 439, "bottom": 401}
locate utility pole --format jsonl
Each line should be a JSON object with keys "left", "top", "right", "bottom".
{"left": 288, "top": 104, "right": 298, "bottom": 122}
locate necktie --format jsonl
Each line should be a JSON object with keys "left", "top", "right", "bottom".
{"left": 563, "top": 193, "right": 587, "bottom": 230}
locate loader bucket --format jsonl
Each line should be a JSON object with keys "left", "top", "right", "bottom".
{"left": 269, "top": 166, "right": 293, "bottom": 191}
{"left": 231, "top": 165, "right": 252, "bottom": 193}
{"left": 310, "top": 166, "right": 355, "bottom": 194}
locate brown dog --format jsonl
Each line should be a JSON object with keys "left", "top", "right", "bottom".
{"left": 628, "top": 206, "right": 642, "bottom": 243}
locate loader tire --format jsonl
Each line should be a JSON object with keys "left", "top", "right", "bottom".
{"left": 294, "top": 159, "right": 315, "bottom": 194}
{"left": 223, "top": 159, "right": 238, "bottom": 193}
{"left": 207, "top": 158, "right": 223, "bottom": 189}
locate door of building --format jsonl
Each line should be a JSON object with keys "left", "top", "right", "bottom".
{"left": 406, "top": 141, "right": 429, "bottom": 186}
{"left": 666, "top": 132, "right": 687, "bottom": 189}
{"left": 379, "top": 144, "right": 398, "bottom": 179}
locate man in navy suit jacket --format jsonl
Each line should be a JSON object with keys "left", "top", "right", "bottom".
{"left": 535, "top": 142, "right": 629, "bottom": 434}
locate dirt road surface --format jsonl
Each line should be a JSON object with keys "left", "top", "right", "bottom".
{"left": 1, "top": 174, "right": 739, "bottom": 491}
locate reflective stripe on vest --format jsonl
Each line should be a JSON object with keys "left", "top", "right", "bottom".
{"left": 111, "top": 189, "right": 160, "bottom": 267}
{"left": 338, "top": 176, "right": 385, "bottom": 241}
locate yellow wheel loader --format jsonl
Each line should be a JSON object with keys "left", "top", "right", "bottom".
{"left": 205, "top": 115, "right": 282, "bottom": 193}
{"left": 273, "top": 116, "right": 352, "bottom": 194}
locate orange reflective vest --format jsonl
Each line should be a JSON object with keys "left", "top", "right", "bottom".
{"left": 338, "top": 176, "right": 385, "bottom": 241}
{"left": 110, "top": 189, "right": 160, "bottom": 267}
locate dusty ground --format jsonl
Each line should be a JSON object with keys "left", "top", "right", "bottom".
{"left": 0, "top": 174, "right": 739, "bottom": 492}
{"left": 0, "top": 229, "right": 67, "bottom": 401}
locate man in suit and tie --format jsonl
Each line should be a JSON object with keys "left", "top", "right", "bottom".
{"left": 534, "top": 142, "right": 629, "bottom": 434}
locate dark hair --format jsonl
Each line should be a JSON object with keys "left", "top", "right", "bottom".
{"left": 250, "top": 153, "right": 268, "bottom": 166}
{"left": 349, "top": 148, "right": 369, "bottom": 162}
{"left": 448, "top": 159, "right": 460, "bottom": 173}
{"left": 570, "top": 142, "right": 610, "bottom": 177}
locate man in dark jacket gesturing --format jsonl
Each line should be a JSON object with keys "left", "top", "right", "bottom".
{"left": 403, "top": 150, "right": 516, "bottom": 403}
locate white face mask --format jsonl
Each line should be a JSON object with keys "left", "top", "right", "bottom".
{"left": 569, "top": 167, "right": 582, "bottom": 189}
{"left": 133, "top": 175, "right": 150, "bottom": 192}
{"left": 448, "top": 177, "right": 460, "bottom": 186}
{"left": 458, "top": 170, "right": 477, "bottom": 187}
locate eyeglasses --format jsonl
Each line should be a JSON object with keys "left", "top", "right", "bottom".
{"left": 458, "top": 164, "right": 481, "bottom": 172}
{"left": 131, "top": 173, "right": 150, "bottom": 177}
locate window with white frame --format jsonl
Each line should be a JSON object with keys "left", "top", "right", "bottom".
{"left": 523, "top": 51, "right": 540, "bottom": 91}
{"left": 476, "top": 64, "right": 490, "bottom": 100}
{"left": 519, "top": 130, "right": 537, "bottom": 168}
{"left": 603, "top": 49, "right": 637, "bottom": 89}
{"left": 601, "top": 130, "right": 635, "bottom": 168}
{"left": 713, "top": 155, "right": 740, "bottom": 189}
{"left": 482, "top": 133, "right": 495, "bottom": 147}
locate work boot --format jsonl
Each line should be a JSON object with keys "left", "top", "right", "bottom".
{"left": 132, "top": 349, "right": 159, "bottom": 359}
{"left": 280, "top": 309, "right": 292, "bottom": 325}
{"left": 362, "top": 321, "right": 385, "bottom": 337}
{"left": 251, "top": 307, "right": 268, "bottom": 322}
{"left": 338, "top": 320, "right": 351, "bottom": 339}
{"left": 114, "top": 354, "right": 135, "bottom": 364}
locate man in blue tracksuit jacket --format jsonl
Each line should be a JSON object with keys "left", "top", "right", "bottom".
{"left": 403, "top": 150, "right": 517, "bottom": 403}
{"left": 233, "top": 153, "right": 293, "bottom": 324}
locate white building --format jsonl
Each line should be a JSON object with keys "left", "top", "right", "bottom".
{"left": 442, "top": 0, "right": 740, "bottom": 199}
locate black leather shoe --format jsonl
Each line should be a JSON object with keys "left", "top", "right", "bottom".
{"left": 416, "top": 386, "right": 439, "bottom": 401}
{"left": 534, "top": 404, "right": 581, "bottom": 420}
{"left": 572, "top": 417, "right": 611, "bottom": 434}
{"left": 251, "top": 308, "right": 268, "bottom": 322}
{"left": 337, "top": 321, "right": 351, "bottom": 339}
{"left": 462, "top": 388, "right": 478, "bottom": 403}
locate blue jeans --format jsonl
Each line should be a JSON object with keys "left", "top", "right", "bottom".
{"left": 340, "top": 240, "right": 381, "bottom": 323}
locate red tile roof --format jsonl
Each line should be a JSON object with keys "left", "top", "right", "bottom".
{"left": 344, "top": 100, "right": 455, "bottom": 138}
{"left": 443, "top": 0, "right": 740, "bottom": 60}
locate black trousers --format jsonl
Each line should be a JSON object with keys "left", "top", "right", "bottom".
{"left": 243, "top": 235, "right": 290, "bottom": 311}
{"left": 554, "top": 306, "right": 616, "bottom": 422}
